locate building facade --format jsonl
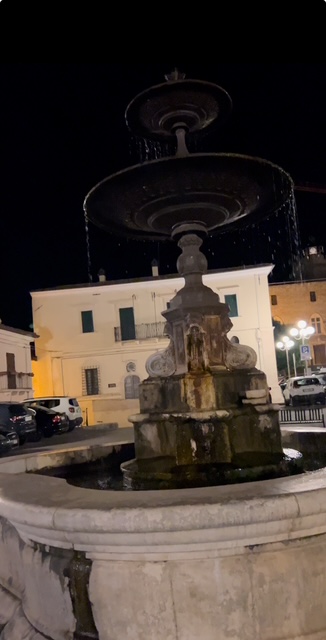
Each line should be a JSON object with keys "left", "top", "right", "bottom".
{"left": 31, "top": 265, "right": 282, "bottom": 427}
{"left": 269, "top": 278, "right": 326, "bottom": 366}
{"left": 0, "top": 325, "right": 36, "bottom": 402}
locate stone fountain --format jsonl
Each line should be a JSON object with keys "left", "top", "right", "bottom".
{"left": 85, "top": 70, "right": 299, "bottom": 490}
{"left": 1, "top": 71, "right": 326, "bottom": 640}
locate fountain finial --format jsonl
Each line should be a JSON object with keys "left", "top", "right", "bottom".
{"left": 164, "top": 68, "right": 186, "bottom": 82}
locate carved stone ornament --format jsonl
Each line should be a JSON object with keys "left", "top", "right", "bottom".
{"left": 224, "top": 339, "right": 257, "bottom": 370}
{"left": 145, "top": 340, "right": 176, "bottom": 377}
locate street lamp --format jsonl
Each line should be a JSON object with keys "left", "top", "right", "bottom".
{"left": 289, "top": 320, "right": 315, "bottom": 375}
{"left": 276, "top": 336, "right": 295, "bottom": 379}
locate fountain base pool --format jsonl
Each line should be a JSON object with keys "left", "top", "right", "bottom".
{"left": 0, "top": 437, "right": 326, "bottom": 640}
{"left": 121, "top": 447, "right": 303, "bottom": 490}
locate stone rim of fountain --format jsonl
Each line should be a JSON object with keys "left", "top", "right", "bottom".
{"left": 1, "top": 446, "right": 326, "bottom": 555}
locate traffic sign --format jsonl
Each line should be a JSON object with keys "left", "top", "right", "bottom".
{"left": 300, "top": 345, "right": 311, "bottom": 361}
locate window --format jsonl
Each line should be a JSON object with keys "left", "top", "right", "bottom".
{"left": 119, "top": 307, "right": 136, "bottom": 341}
{"left": 6, "top": 353, "right": 16, "bottom": 389}
{"left": 310, "top": 291, "right": 317, "bottom": 302}
{"left": 81, "top": 310, "right": 94, "bottom": 333}
{"left": 311, "top": 315, "right": 322, "bottom": 334}
{"left": 293, "top": 377, "right": 320, "bottom": 388}
{"left": 314, "top": 344, "right": 326, "bottom": 365}
{"left": 225, "top": 294, "right": 238, "bottom": 317}
{"left": 9, "top": 404, "right": 28, "bottom": 416}
{"left": 124, "top": 375, "right": 140, "bottom": 399}
{"left": 43, "top": 399, "right": 60, "bottom": 409}
{"left": 84, "top": 368, "right": 99, "bottom": 395}
{"left": 271, "top": 295, "right": 277, "bottom": 306}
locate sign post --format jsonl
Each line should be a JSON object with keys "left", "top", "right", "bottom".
{"left": 300, "top": 344, "right": 311, "bottom": 376}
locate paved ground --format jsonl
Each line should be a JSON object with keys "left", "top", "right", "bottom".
{"left": 4, "top": 425, "right": 134, "bottom": 457}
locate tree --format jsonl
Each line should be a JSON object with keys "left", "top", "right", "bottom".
{"left": 272, "top": 318, "right": 303, "bottom": 379}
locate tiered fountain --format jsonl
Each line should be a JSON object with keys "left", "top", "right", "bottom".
{"left": 0, "top": 71, "right": 326, "bottom": 640}
{"left": 85, "top": 69, "right": 299, "bottom": 490}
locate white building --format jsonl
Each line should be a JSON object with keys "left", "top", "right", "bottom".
{"left": 31, "top": 264, "right": 283, "bottom": 427}
{"left": 0, "top": 324, "right": 36, "bottom": 402}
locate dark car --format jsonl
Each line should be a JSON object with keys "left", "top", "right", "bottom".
{"left": 0, "top": 402, "right": 37, "bottom": 445}
{"left": 0, "top": 424, "right": 19, "bottom": 454}
{"left": 24, "top": 404, "right": 70, "bottom": 438}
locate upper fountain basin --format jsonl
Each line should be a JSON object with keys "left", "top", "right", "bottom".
{"left": 125, "top": 78, "right": 232, "bottom": 140}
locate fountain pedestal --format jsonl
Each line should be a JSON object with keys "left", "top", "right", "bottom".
{"left": 123, "top": 230, "right": 300, "bottom": 490}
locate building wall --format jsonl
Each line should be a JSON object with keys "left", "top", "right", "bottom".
{"left": 0, "top": 328, "right": 34, "bottom": 402}
{"left": 269, "top": 280, "right": 326, "bottom": 366}
{"left": 31, "top": 266, "right": 282, "bottom": 426}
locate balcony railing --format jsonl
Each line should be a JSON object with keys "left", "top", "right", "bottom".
{"left": 0, "top": 373, "right": 33, "bottom": 391}
{"left": 114, "top": 322, "right": 167, "bottom": 342}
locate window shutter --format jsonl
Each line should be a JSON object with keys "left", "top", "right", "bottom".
{"left": 81, "top": 310, "right": 94, "bottom": 333}
{"left": 225, "top": 294, "right": 238, "bottom": 317}
{"left": 119, "top": 307, "right": 136, "bottom": 340}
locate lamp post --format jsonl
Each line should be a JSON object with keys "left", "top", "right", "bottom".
{"left": 276, "top": 336, "right": 295, "bottom": 379}
{"left": 289, "top": 320, "right": 315, "bottom": 375}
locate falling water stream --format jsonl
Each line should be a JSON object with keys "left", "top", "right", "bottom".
{"left": 84, "top": 191, "right": 304, "bottom": 285}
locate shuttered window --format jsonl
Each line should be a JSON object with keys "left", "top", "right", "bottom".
{"left": 225, "top": 294, "right": 238, "bottom": 317}
{"left": 119, "top": 307, "right": 136, "bottom": 341}
{"left": 81, "top": 310, "right": 94, "bottom": 333}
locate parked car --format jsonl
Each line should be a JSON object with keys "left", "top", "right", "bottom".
{"left": 312, "top": 373, "right": 326, "bottom": 386}
{"left": 0, "top": 424, "right": 19, "bottom": 454}
{"left": 24, "top": 397, "right": 83, "bottom": 431}
{"left": 0, "top": 403, "right": 37, "bottom": 445}
{"left": 282, "top": 376, "right": 326, "bottom": 406}
{"left": 22, "top": 404, "right": 70, "bottom": 438}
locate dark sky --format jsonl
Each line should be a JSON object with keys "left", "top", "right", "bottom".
{"left": 1, "top": 63, "right": 326, "bottom": 330}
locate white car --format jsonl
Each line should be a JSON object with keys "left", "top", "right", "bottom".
{"left": 282, "top": 376, "right": 326, "bottom": 406}
{"left": 24, "top": 397, "right": 83, "bottom": 431}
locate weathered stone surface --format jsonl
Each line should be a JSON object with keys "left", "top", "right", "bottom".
{"left": 139, "top": 369, "right": 270, "bottom": 413}
{"left": 0, "top": 445, "right": 326, "bottom": 638}
{"left": 132, "top": 370, "right": 282, "bottom": 472}
{"left": 87, "top": 534, "right": 326, "bottom": 640}
{"left": 0, "top": 517, "right": 25, "bottom": 596}
{"left": 0, "top": 605, "right": 48, "bottom": 639}
{"left": 139, "top": 376, "right": 188, "bottom": 413}
{"left": 246, "top": 389, "right": 268, "bottom": 399}
{"left": 0, "top": 516, "right": 76, "bottom": 640}
{"left": 0, "top": 585, "right": 19, "bottom": 625}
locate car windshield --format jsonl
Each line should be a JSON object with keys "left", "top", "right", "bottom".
{"left": 293, "top": 378, "right": 320, "bottom": 388}
{"left": 69, "top": 399, "right": 79, "bottom": 406}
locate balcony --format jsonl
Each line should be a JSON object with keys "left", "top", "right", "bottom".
{"left": 0, "top": 372, "right": 33, "bottom": 391}
{"left": 114, "top": 321, "right": 167, "bottom": 342}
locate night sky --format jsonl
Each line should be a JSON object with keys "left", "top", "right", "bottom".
{"left": 1, "top": 63, "right": 326, "bottom": 331}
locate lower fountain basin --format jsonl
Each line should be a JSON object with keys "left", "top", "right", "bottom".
{"left": 84, "top": 153, "right": 293, "bottom": 239}
{"left": 0, "top": 434, "right": 326, "bottom": 640}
